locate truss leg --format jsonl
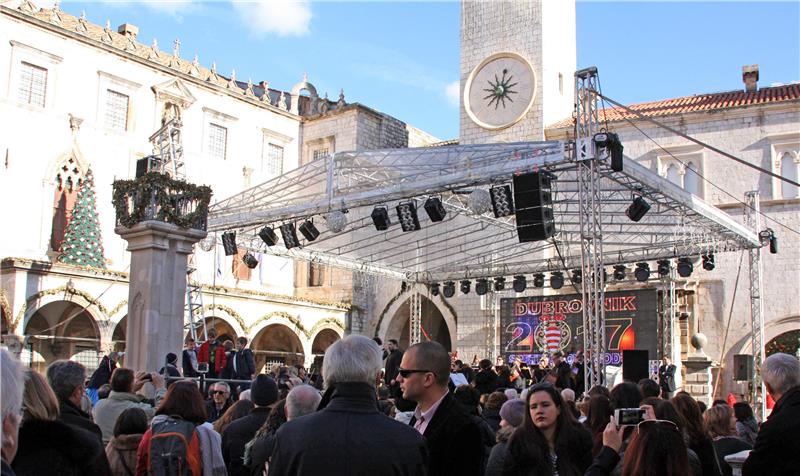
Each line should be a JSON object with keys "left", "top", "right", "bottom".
{"left": 661, "top": 271, "right": 677, "bottom": 363}
{"left": 410, "top": 291, "right": 422, "bottom": 345}
{"left": 744, "top": 191, "right": 766, "bottom": 420}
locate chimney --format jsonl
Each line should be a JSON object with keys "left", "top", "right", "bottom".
{"left": 117, "top": 23, "right": 139, "bottom": 40}
{"left": 742, "top": 64, "right": 759, "bottom": 93}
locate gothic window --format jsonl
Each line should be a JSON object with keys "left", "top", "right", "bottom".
{"left": 665, "top": 164, "right": 681, "bottom": 186}
{"left": 105, "top": 89, "right": 129, "bottom": 131}
{"left": 659, "top": 153, "right": 704, "bottom": 198}
{"left": 18, "top": 62, "right": 47, "bottom": 107}
{"left": 207, "top": 123, "right": 227, "bottom": 160}
{"left": 684, "top": 162, "right": 702, "bottom": 197}
{"left": 50, "top": 158, "right": 83, "bottom": 253}
{"left": 779, "top": 151, "right": 799, "bottom": 199}
{"left": 263, "top": 142, "right": 284, "bottom": 176}
{"left": 308, "top": 263, "right": 325, "bottom": 287}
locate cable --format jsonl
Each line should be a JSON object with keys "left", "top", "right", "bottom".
{"left": 712, "top": 251, "right": 745, "bottom": 399}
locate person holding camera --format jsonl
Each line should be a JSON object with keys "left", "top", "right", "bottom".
{"left": 92, "top": 368, "right": 165, "bottom": 444}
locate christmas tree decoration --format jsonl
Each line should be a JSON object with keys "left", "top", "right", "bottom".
{"left": 58, "top": 168, "right": 106, "bottom": 268}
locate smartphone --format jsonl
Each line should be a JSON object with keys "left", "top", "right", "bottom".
{"left": 140, "top": 373, "right": 152, "bottom": 382}
{"left": 615, "top": 408, "right": 645, "bottom": 426}
{"left": 197, "top": 362, "right": 209, "bottom": 374}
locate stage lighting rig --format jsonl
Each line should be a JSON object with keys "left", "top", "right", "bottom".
{"left": 490, "top": 185, "right": 514, "bottom": 217}
{"left": 258, "top": 226, "right": 279, "bottom": 246}
{"left": 634, "top": 262, "right": 650, "bottom": 282}
{"left": 442, "top": 281, "right": 455, "bottom": 298}
{"left": 677, "top": 257, "right": 693, "bottom": 277}
{"left": 424, "top": 196, "right": 447, "bottom": 222}
{"left": 550, "top": 271, "right": 564, "bottom": 290}
{"left": 493, "top": 277, "right": 506, "bottom": 292}
{"left": 626, "top": 196, "right": 651, "bottom": 222}
{"left": 279, "top": 223, "right": 301, "bottom": 249}
{"left": 657, "top": 259, "right": 671, "bottom": 277}
{"left": 613, "top": 265, "right": 627, "bottom": 281}
{"left": 371, "top": 206, "right": 391, "bottom": 230}
{"left": 571, "top": 269, "right": 582, "bottom": 285}
{"left": 475, "top": 278, "right": 489, "bottom": 296}
{"left": 702, "top": 253, "right": 715, "bottom": 271}
{"left": 460, "top": 280, "right": 471, "bottom": 295}
{"left": 532, "top": 273, "right": 545, "bottom": 288}
{"left": 242, "top": 252, "right": 259, "bottom": 269}
{"left": 429, "top": 282, "right": 440, "bottom": 296}
{"left": 221, "top": 231, "right": 238, "bottom": 256}
{"left": 396, "top": 201, "right": 421, "bottom": 232}
{"left": 512, "top": 275, "right": 527, "bottom": 293}
{"left": 299, "top": 220, "right": 320, "bottom": 242}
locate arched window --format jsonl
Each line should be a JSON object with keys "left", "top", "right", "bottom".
{"left": 666, "top": 164, "right": 681, "bottom": 186}
{"left": 684, "top": 162, "right": 702, "bottom": 196}
{"left": 50, "top": 157, "right": 83, "bottom": 254}
{"left": 780, "top": 151, "right": 798, "bottom": 199}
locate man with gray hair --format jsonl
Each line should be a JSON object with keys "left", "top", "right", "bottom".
{"left": 742, "top": 352, "right": 800, "bottom": 475}
{"left": 285, "top": 384, "right": 321, "bottom": 421}
{"left": 1, "top": 349, "right": 25, "bottom": 474}
{"left": 268, "top": 335, "right": 427, "bottom": 475}
{"left": 46, "top": 360, "right": 103, "bottom": 442}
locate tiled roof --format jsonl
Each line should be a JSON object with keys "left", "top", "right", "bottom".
{"left": 547, "top": 83, "right": 800, "bottom": 130}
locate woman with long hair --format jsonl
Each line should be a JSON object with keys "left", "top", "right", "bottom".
{"left": 732, "top": 402, "right": 758, "bottom": 446}
{"left": 585, "top": 395, "right": 613, "bottom": 457}
{"left": 502, "top": 383, "right": 592, "bottom": 476}
{"left": 106, "top": 408, "right": 148, "bottom": 476}
{"left": 672, "top": 392, "right": 721, "bottom": 476}
{"left": 704, "top": 404, "right": 751, "bottom": 476}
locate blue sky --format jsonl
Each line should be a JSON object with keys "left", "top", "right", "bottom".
{"left": 50, "top": 1, "right": 800, "bottom": 140}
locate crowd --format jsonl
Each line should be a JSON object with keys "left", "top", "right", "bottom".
{"left": 1, "top": 336, "right": 798, "bottom": 476}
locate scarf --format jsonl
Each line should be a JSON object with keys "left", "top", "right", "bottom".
{"left": 196, "top": 422, "right": 227, "bottom": 476}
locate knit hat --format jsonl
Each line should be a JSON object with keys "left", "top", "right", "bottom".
{"left": 499, "top": 398, "right": 526, "bottom": 428}
{"left": 166, "top": 353, "right": 178, "bottom": 365}
{"left": 250, "top": 375, "right": 278, "bottom": 407}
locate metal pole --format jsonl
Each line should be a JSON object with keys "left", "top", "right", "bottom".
{"left": 409, "top": 290, "right": 422, "bottom": 345}
{"left": 744, "top": 190, "right": 766, "bottom": 419}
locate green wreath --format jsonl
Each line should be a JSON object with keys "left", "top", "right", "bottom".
{"left": 112, "top": 172, "right": 212, "bottom": 230}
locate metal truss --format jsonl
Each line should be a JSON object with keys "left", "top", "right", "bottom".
{"left": 149, "top": 119, "right": 185, "bottom": 180}
{"left": 660, "top": 268, "right": 677, "bottom": 363}
{"left": 744, "top": 191, "right": 766, "bottom": 420}
{"left": 409, "top": 291, "right": 422, "bottom": 345}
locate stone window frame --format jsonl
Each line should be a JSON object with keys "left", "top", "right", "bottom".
{"left": 656, "top": 148, "right": 705, "bottom": 198}
{"left": 307, "top": 262, "right": 325, "bottom": 287}
{"left": 261, "top": 129, "right": 293, "bottom": 177}
{"left": 7, "top": 41, "right": 63, "bottom": 111}
{"left": 96, "top": 71, "right": 141, "bottom": 133}
{"left": 303, "top": 135, "right": 335, "bottom": 165}
{"left": 768, "top": 134, "right": 800, "bottom": 200}
{"left": 202, "top": 107, "right": 238, "bottom": 161}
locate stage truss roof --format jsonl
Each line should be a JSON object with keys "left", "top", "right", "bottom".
{"left": 207, "top": 141, "right": 761, "bottom": 283}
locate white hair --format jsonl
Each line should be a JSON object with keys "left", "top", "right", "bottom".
{"left": 561, "top": 388, "right": 576, "bottom": 402}
{"left": 238, "top": 389, "right": 251, "bottom": 401}
{"left": 286, "top": 384, "right": 322, "bottom": 420}
{"left": 1, "top": 349, "right": 25, "bottom": 420}
{"left": 504, "top": 388, "right": 518, "bottom": 400}
{"left": 762, "top": 353, "right": 800, "bottom": 396}
{"left": 322, "top": 335, "right": 382, "bottom": 388}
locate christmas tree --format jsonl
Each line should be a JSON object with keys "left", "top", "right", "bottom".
{"left": 58, "top": 168, "right": 106, "bottom": 268}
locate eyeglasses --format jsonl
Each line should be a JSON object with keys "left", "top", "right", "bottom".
{"left": 397, "top": 368, "right": 435, "bottom": 378}
{"left": 636, "top": 419, "right": 679, "bottom": 434}
{"left": 212, "top": 390, "right": 228, "bottom": 396}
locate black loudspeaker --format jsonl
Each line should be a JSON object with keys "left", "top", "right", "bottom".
{"left": 734, "top": 354, "right": 753, "bottom": 381}
{"left": 513, "top": 172, "right": 555, "bottom": 243}
{"left": 622, "top": 350, "right": 649, "bottom": 383}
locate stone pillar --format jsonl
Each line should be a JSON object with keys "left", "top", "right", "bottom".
{"left": 682, "top": 332, "right": 713, "bottom": 406}
{"left": 116, "top": 221, "right": 205, "bottom": 372}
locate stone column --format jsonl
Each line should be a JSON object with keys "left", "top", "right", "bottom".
{"left": 116, "top": 220, "right": 205, "bottom": 372}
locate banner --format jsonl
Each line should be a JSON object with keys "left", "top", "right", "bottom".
{"left": 500, "top": 289, "right": 659, "bottom": 365}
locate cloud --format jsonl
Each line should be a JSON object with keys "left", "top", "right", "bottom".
{"left": 232, "top": 0, "right": 312, "bottom": 37}
{"left": 445, "top": 80, "right": 460, "bottom": 107}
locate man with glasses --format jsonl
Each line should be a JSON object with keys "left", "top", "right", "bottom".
{"left": 397, "top": 341, "right": 483, "bottom": 476}
{"left": 46, "top": 360, "right": 103, "bottom": 442}
{"left": 384, "top": 338, "right": 404, "bottom": 398}
{"left": 205, "top": 381, "right": 232, "bottom": 423}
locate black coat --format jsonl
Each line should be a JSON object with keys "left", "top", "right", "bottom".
{"left": 87, "top": 356, "right": 116, "bottom": 389}
{"left": 385, "top": 349, "right": 404, "bottom": 385}
{"left": 222, "top": 406, "right": 271, "bottom": 476}
{"left": 12, "top": 418, "right": 112, "bottom": 476}
{"left": 743, "top": 386, "right": 800, "bottom": 475}
{"left": 182, "top": 349, "right": 198, "bottom": 377}
{"left": 268, "top": 382, "right": 427, "bottom": 476}
{"left": 58, "top": 399, "right": 103, "bottom": 443}
{"left": 474, "top": 369, "right": 498, "bottom": 395}
{"left": 658, "top": 364, "right": 676, "bottom": 393}
{"left": 554, "top": 361, "right": 573, "bottom": 390}
{"left": 409, "top": 391, "right": 484, "bottom": 476}
{"left": 226, "top": 349, "right": 257, "bottom": 381}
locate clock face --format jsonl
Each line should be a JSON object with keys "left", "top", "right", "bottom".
{"left": 464, "top": 52, "right": 537, "bottom": 130}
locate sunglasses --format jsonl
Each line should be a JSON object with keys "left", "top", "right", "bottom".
{"left": 636, "top": 419, "right": 679, "bottom": 434}
{"left": 212, "top": 390, "right": 228, "bottom": 395}
{"left": 397, "top": 368, "right": 435, "bottom": 378}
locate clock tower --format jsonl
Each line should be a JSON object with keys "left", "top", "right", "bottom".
{"left": 460, "top": 0, "right": 575, "bottom": 144}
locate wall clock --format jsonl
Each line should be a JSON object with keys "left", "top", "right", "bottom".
{"left": 464, "top": 52, "right": 537, "bottom": 130}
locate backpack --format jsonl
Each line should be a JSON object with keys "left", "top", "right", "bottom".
{"left": 147, "top": 416, "right": 202, "bottom": 476}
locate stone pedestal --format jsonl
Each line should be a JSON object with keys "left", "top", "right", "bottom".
{"left": 725, "top": 450, "right": 751, "bottom": 476}
{"left": 116, "top": 221, "right": 205, "bottom": 372}
{"left": 682, "top": 332, "right": 713, "bottom": 406}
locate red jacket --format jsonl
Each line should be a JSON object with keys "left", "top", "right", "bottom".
{"left": 197, "top": 340, "right": 227, "bottom": 374}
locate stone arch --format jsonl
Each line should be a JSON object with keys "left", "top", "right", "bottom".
{"left": 0, "top": 290, "right": 11, "bottom": 335}
{"left": 251, "top": 322, "right": 306, "bottom": 372}
{"left": 23, "top": 298, "right": 102, "bottom": 369}
{"left": 112, "top": 316, "right": 127, "bottom": 353}
{"left": 378, "top": 286, "right": 457, "bottom": 351}
{"left": 311, "top": 328, "right": 341, "bottom": 355}
{"left": 200, "top": 304, "right": 247, "bottom": 339}
{"left": 730, "top": 315, "right": 800, "bottom": 356}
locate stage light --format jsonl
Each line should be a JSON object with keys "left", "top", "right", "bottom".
{"left": 550, "top": 271, "right": 564, "bottom": 290}
{"left": 299, "top": 220, "right": 320, "bottom": 242}
{"left": 442, "top": 281, "right": 455, "bottom": 298}
{"left": 396, "top": 201, "right": 421, "bottom": 232}
{"left": 494, "top": 276, "right": 506, "bottom": 292}
{"left": 468, "top": 188, "right": 492, "bottom": 215}
{"left": 677, "top": 257, "right": 693, "bottom": 277}
{"left": 460, "top": 280, "right": 471, "bottom": 295}
{"left": 512, "top": 275, "right": 527, "bottom": 293}
{"left": 424, "top": 197, "right": 447, "bottom": 222}
{"left": 430, "top": 282, "right": 440, "bottom": 296}
{"left": 221, "top": 231, "right": 238, "bottom": 256}
{"left": 280, "top": 223, "right": 301, "bottom": 249}
{"left": 324, "top": 210, "right": 347, "bottom": 233}
{"left": 490, "top": 185, "right": 515, "bottom": 217}
{"left": 475, "top": 278, "right": 489, "bottom": 296}
{"left": 626, "top": 196, "right": 651, "bottom": 222}
{"left": 657, "top": 259, "right": 671, "bottom": 277}
{"left": 608, "top": 133, "right": 624, "bottom": 172}
{"left": 634, "top": 262, "right": 650, "bottom": 282}
{"left": 258, "top": 226, "right": 278, "bottom": 246}
{"left": 702, "top": 253, "right": 715, "bottom": 271}
{"left": 242, "top": 252, "right": 259, "bottom": 269}
{"left": 532, "top": 273, "right": 545, "bottom": 288}
{"left": 613, "top": 265, "right": 627, "bottom": 281}
{"left": 371, "top": 206, "right": 391, "bottom": 230}
{"left": 571, "top": 269, "right": 582, "bottom": 285}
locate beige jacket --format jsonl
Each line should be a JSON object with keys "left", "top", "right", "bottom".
{"left": 105, "top": 433, "right": 143, "bottom": 476}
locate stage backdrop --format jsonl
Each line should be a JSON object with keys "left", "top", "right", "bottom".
{"left": 500, "top": 289, "right": 659, "bottom": 366}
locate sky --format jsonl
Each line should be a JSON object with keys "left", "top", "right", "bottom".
{"left": 37, "top": 1, "right": 800, "bottom": 140}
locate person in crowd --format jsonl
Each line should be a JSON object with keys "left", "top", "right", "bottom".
{"left": 105, "top": 408, "right": 147, "bottom": 476}
{"left": 87, "top": 352, "right": 122, "bottom": 403}
{"left": 93, "top": 368, "right": 166, "bottom": 444}
{"left": 643, "top": 398, "right": 703, "bottom": 475}
{"left": 268, "top": 335, "right": 427, "bottom": 475}
{"left": 198, "top": 328, "right": 227, "bottom": 380}
{"left": 452, "top": 385, "right": 497, "bottom": 470}
{"left": 384, "top": 338, "right": 404, "bottom": 398}
{"left": 658, "top": 357, "right": 677, "bottom": 399}
{"left": 504, "top": 388, "right": 518, "bottom": 401}
{"left": 98, "top": 383, "right": 112, "bottom": 400}
{"left": 399, "top": 341, "right": 484, "bottom": 475}
{"left": 609, "top": 382, "right": 643, "bottom": 411}
{"left": 672, "top": 392, "right": 720, "bottom": 476}
{"left": 552, "top": 352, "right": 573, "bottom": 390}
{"left": 483, "top": 391, "right": 509, "bottom": 433}
{"left": 1, "top": 350, "right": 24, "bottom": 476}
{"left": 742, "top": 353, "right": 800, "bottom": 475}
{"left": 533, "top": 355, "right": 550, "bottom": 383}
{"left": 219, "top": 340, "right": 236, "bottom": 380}
{"left": 159, "top": 352, "right": 182, "bottom": 384}
{"left": 248, "top": 385, "right": 321, "bottom": 474}
{"left": 496, "top": 365, "right": 513, "bottom": 390}
{"left": 454, "top": 359, "right": 476, "bottom": 383}
{"left": 183, "top": 338, "right": 199, "bottom": 377}
{"left": 12, "top": 369, "right": 111, "bottom": 475}
{"left": 239, "top": 389, "right": 251, "bottom": 401}
{"left": 46, "top": 360, "right": 103, "bottom": 442}
{"left": 572, "top": 352, "right": 585, "bottom": 397}
{"left": 228, "top": 337, "right": 257, "bottom": 392}
{"left": 501, "top": 382, "right": 593, "bottom": 475}
{"left": 732, "top": 402, "right": 758, "bottom": 446}
{"left": 474, "top": 358, "right": 499, "bottom": 395}
{"left": 213, "top": 399, "right": 254, "bottom": 436}
{"left": 561, "top": 388, "right": 581, "bottom": 420}
{"left": 373, "top": 337, "right": 388, "bottom": 360}
{"left": 485, "top": 398, "right": 526, "bottom": 476}
{"left": 585, "top": 394, "right": 613, "bottom": 457}
{"left": 638, "top": 378, "right": 661, "bottom": 400}
{"left": 704, "top": 404, "right": 751, "bottom": 476}
{"left": 588, "top": 384, "right": 610, "bottom": 399}
{"left": 205, "top": 382, "right": 233, "bottom": 423}
{"left": 222, "top": 374, "right": 279, "bottom": 476}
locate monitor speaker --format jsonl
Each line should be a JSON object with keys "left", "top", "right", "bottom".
{"left": 733, "top": 354, "right": 753, "bottom": 381}
{"left": 513, "top": 172, "right": 555, "bottom": 242}
{"left": 622, "top": 350, "right": 649, "bottom": 383}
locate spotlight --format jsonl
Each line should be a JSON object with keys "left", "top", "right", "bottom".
{"left": 490, "top": 185, "right": 515, "bottom": 217}
{"left": 657, "top": 259, "right": 671, "bottom": 277}
{"left": 442, "top": 281, "right": 455, "bottom": 298}
{"left": 532, "top": 273, "right": 545, "bottom": 288}
{"left": 324, "top": 210, "right": 347, "bottom": 233}
{"left": 460, "top": 280, "right": 471, "bottom": 295}
{"left": 493, "top": 277, "right": 505, "bottom": 292}
{"left": 242, "top": 252, "right": 259, "bottom": 269}
{"left": 396, "top": 201, "right": 421, "bottom": 232}
{"left": 677, "top": 257, "right": 693, "bottom": 278}
{"left": 634, "top": 262, "right": 650, "bottom": 282}
{"left": 613, "top": 265, "right": 627, "bottom": 281}
{"left": 430, "top": 282, "right": 440, "bottom": 296}
{"left": 571, "top": 269, "right": 582, "bottom": 285}
{"left": 258, "top": 226, "right": 278, "bottom": 246}
{"left": 550, "top": 271, "right": 564, "bottom": 290}
{"left": 371, "top": 206, "right": 391, "bottom": 230}
{"left": 475, "top": 278, "right": 489, "bottom": 296}
{"left": 468, "top": 188, "right": 492, "bottom": 215}
{"left": 424, "top": 196, "right": 447, "bottom": 222}
{"left": 769, "top": 232, "right": 778, "bottom": 254}
{"left": 512, "top": 275, "right": 527, "bottom": 293}
{"left": 221, "top": 231, "right": 237, "bottom": 256}
{"left": 626, "top": 196, "right": 651, "bottom": 222}
{"left": 702, "top": 253, "right": 715, "bottom": 271}
{"left": 298, "top": 220, "right": 319, "bottom": 242}
{"left": 608, "top": 133, "right": 624, "bottom": 172}
{"left": 279, "top": 223, "right": 301, "bottom": 249}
